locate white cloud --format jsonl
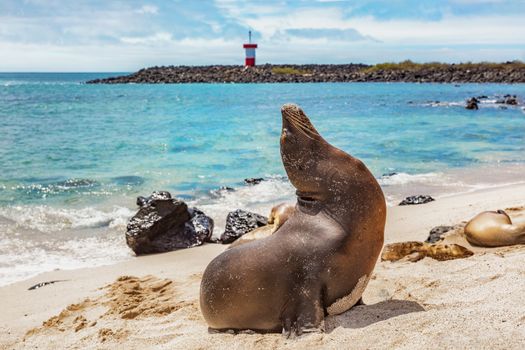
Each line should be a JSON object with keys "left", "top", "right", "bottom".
{"left": 135, "top": 5, "right": 158, "bottom": 15}
{"left": 347, "top": 15, "right": 525, "bottom": 45}
{"left": 0, "top": 0, "right": 523, "bottom": 71}
{"left": 121, "top": 32, "right": 173, "bottom": 44}
{"left": 215, "top": 1, "right": 525, "bottom": 46}
{"left": 1, "top": 37, "right": 523, "bottom": 72}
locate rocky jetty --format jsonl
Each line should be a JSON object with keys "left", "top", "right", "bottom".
{"left": 86, "top": 61, "right": 525, "bottom": 84}
{"left": 126, "top": 191, "right": 214, "bottom": 255}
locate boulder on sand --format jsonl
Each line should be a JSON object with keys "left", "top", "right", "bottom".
{"left": 426, "top": 225, "right": 455, "bottom": 243}
{"left": 399, "top": 195, "right": 435, "bottom": 206}
{"left": 126, "top": 191, "right": 214, "bottom": 255}
{"left": 219, "top": 209, "right": 268, "bottom": 244}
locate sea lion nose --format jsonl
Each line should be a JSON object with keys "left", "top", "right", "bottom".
{"left": 281, "top": 103, "right": 301, "bottom": 118}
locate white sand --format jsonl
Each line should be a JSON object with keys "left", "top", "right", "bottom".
{"left": 1, "top": 183, "right": 525, "bottom": 349}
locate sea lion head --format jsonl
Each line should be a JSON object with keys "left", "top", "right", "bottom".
{"left": 268, "top": 202, "right": 295, "bottom": 232}
{"left": 280, "top": 104, "right": 328, "bottom": 205}
{"left": 280, "top": 103, "right": 385, "bottom": 227}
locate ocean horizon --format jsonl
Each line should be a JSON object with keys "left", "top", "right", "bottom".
{"left": 1, "top": 72, "right": 524, "bottom": 286}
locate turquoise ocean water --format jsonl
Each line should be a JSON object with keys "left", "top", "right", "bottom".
{"left": 1, "top": 73, "right": 524, "bottom": 285}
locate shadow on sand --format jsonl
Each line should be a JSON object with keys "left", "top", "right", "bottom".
{"left": 326, "top": 299, "right": 425, "bottom": 331}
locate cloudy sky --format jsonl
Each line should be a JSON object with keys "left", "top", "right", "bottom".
{"left": 1, "top": 0, "right": 524, "bottom": 71}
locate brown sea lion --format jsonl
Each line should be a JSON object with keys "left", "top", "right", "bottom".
{"left": 200, "top": 103, "right": 386, "bottom": 336}
{"left": 464, "top": 210, "right": 525, "bottom": 247}
{"left": 229, "top": 203, "right": 295, "bottom": 248}
{"left": 267, "top": 202, "right": 295, "bottom": 229}
{"left": 381, "top": 241, "right": 473, "bottom": 262}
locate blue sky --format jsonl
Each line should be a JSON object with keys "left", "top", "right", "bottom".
{"left": 1, "top": 0, "right": 524, "bottom": 71}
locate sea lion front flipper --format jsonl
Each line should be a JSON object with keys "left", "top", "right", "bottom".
{"left": 405, "top": 251, "right": 425, "bottom": 262}
{"left": 281, "top": 287, "right": 324, "bottom": 337}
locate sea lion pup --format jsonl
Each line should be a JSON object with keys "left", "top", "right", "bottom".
{"left": 229, "top": 203, "right": 295, "bottom": 248}
{"left": 267, "top": 202, "right": 295, "bottom": 229}
{"left": 464, "top": 210, "right": 525, "bottom": 247}
{"left": 200, "top": 104, "right": 386, "bottom": 336}
{"left": 381, "top": 241, "right": 473, "bottom": 262}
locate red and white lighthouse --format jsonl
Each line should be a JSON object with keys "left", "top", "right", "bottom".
{"left": 243, "top": 31, "right": 257, "bottom": 67}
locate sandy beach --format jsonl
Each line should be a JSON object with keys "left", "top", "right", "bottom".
{"left": 2, "top": 1, "right": 525, "bottom": 349}
{"left": 1, "top": 183, "right": 524, "bottom": 349}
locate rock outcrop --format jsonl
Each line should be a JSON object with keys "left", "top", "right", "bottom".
{"left": 399, "top": 195, "right": 435, "bottom": 206}
{"left": 126, "top": 191, "right": 214, "bottom": 255}
{"left": 86, "top": 62, "right": 525, "bottom": 84}
{"left": 244, "top": 178, "right": 264, "bottom": 185}
{"left": 219, "top": 209, "right": 268, "bottom": 244}
{"left": 466, "top": 97, "right": 479, "bottom": 110}
{"left": 426, "top": 225, "right": 455, "bottom": 243}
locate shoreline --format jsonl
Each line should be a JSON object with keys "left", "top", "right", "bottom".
{"left": 2, "top": 162, "right": 525, "bottom": 287}
{"left": 86, "top": 62, "right": 525, "bottom": 84}
{"left": 2, "top": 182, "right": 525, "bottom": 348}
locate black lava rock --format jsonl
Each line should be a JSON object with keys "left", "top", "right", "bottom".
{"left": 188, "top": 207, "right": 214, "bottom": 243}
{"left": 136, "top": 190, "right": 172, "bottom": 207}
{"left": 504, "top": 95, "right": 518, "bottom": 105}
{"left": 381, "top": 172, "right": 398, "bottom": 178}
{"left": 220, "top": 209, "right": 268, "bottom": 244}
{"left": 209, "top": 186, "right": 235, "bottom": 198}
{"left": 126, "top": 191, "right": 214, "bottom": 255}
{"left": 85, "top": 63, "right": 525, "bottom": 84}
{"left": 465, "top": 97, "right": 479, "bottom": 110}
{"left": 426, "top": 225, "right": 454, "bottom": 243}
{"left": 244, "top": 178, "right": 264, "bottom": 185}
{"left": 399, "top": 195, "right": 435, "bottom": 206}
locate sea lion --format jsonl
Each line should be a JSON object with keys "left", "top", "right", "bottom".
{"left": 200, "top": 103, "right": 386, "bottom": 335}
{"left": 464, "top": 210, "right": 525, "bottom": 247}
{"left": 267, "top": 202, "right": 295, "bottom": 229}
{"left": 229, "top": 203, "right": 295, "bottom": 248}
{"left": 381, "top": 241, "right": 473, "bottom": 262}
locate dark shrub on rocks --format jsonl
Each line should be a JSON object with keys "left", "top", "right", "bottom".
{"left": 126, "top": 191, "right": 214, "bottom": 255}
{"left": 220, "top": 209, "right": 268, "bottom": 244}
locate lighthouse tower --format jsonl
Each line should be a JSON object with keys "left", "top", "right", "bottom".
{"left": 243, "top": 31, "right": 257, "bottom": 67}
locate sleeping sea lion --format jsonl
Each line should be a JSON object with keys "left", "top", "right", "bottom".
{"left": 229, "top": 203, "right": 295, "bottom": 248}
{"left": 464, "top": 210, "right": 525, "bottom": 247}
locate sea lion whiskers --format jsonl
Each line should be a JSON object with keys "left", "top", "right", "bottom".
{"left": 281, "top": 104, "right": 321, "bottom": 139}
{"left": 288, "top": 119, "right": 318, "bottom": 140}
{"left": 285, "top": 113, "right": 319, "bottom": 140}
